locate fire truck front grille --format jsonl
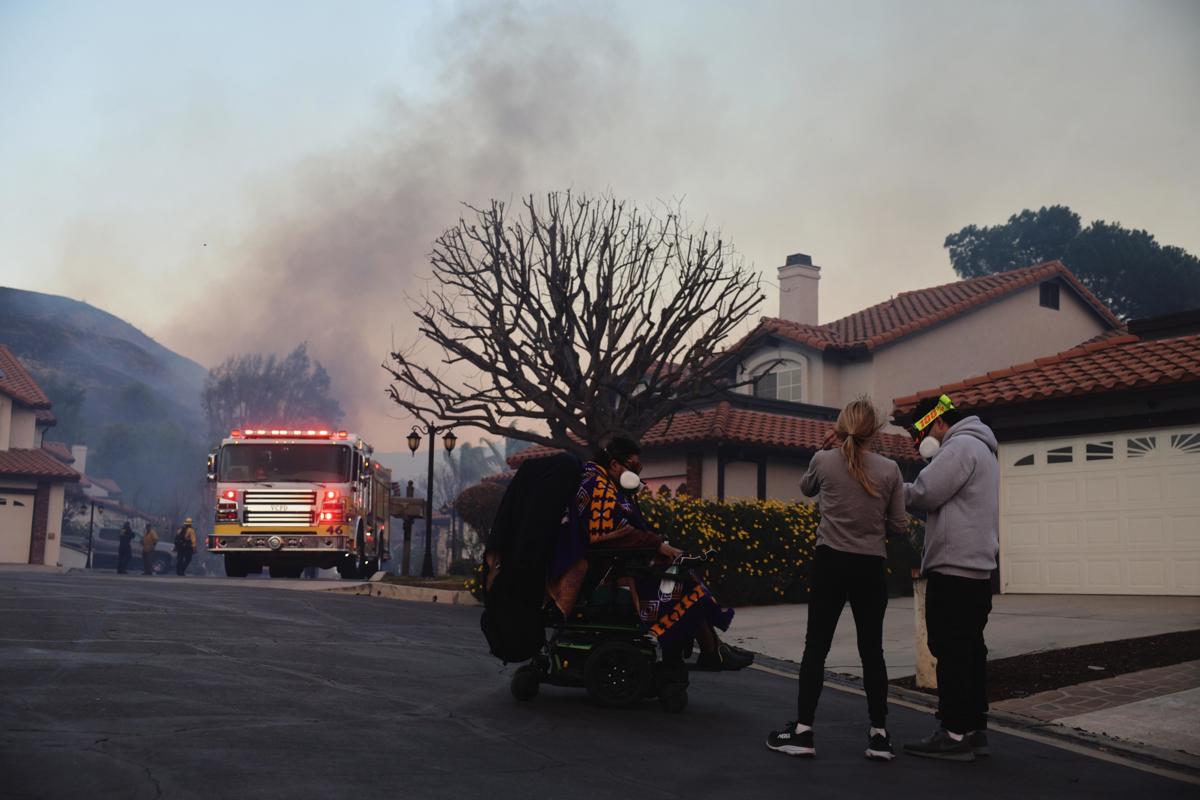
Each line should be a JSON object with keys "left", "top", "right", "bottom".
{"left": 243, "top": 490, "right": 316, "bottom": 526}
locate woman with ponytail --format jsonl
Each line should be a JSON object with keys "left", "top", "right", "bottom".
{"left": 766, "top": 398, "right": 908, "bottom": 761}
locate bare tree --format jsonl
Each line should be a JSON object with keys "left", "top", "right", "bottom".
{"left": 385, "top": 192, "right": 764, "bottom": 454}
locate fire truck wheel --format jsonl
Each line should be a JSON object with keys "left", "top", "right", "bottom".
{"left": 336, "top": 559, "right": 361, "bottom": 580}
{"left": 364, "top": 558, "right": 380, "bottom": 576}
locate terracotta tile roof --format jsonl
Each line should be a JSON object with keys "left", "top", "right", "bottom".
{"left": 893, "top": 332, "right": 1200, "bottom": 415}
{"left": 0, "top": 345, "right": 52, "bottom": 408}
{"left": 35, "top": 409, "right": 57, "bottom": 426}
{"left": 508, "top": 402, "right": 920, "bottom": 467}
{"left": 1076, "top": 326, "right": 1130, "bottom": 347}
{"left": 41, "top": 441, "right": 75, "bottom": 464}
{"left": 749, "top": 261, "right": 1121, "bottom": 354}
{"left": 0, "top": 448, "right": 80, "bottom": 481}
{"left": 743, "top": 319, "right": 843, "bottom": 352}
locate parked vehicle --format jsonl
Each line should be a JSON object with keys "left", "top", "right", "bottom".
{"left": 61, "top": 527, "right": 174, "bottom": 575}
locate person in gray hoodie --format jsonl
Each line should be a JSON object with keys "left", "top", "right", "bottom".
{"left": 902, "top": 394, "right": 999, "bottom": 762}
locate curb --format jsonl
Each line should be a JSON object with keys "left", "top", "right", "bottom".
{"left": 0, "top": 565, "right": 70, "bottom": 574}
{"left": 322, "top": 582, "right": 480, "bottom": 606}
{"left": 749, "top": 652, "right": 1200, "bottom": 783}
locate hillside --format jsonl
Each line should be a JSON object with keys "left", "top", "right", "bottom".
{"left": 0, "top": 286, "right": 208, "bottom": 441}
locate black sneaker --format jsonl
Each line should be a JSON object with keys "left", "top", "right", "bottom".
{"left": 766, "top": 722, "right": 815, "bottom": 757}
{"left": 866, "top": 730, "right": 895, "bottom": 761}
{"left": 967, "top": 730, "right": 990, "bottom": 757}
{"left": 697, "top": 643, "right": 754, "bottom": 671}
{"left": 903, "top": 728, "right": 975, "bottom": 762}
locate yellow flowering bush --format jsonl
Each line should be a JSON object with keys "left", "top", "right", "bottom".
{"left": 640, "top": 493, "right": 821, "bottom": 606}
{"left": 642, "top": 491, "right": 924, "bottom": 607}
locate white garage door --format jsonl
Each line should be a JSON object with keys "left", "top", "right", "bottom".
{"left": 1000, "top": 426, "right": 1200, "bottom": 595}
{"left": 0, "top": 490, "right": 35, "bottom": 564}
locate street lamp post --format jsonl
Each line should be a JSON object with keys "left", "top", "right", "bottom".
{"left": 407, "top": 424, "right": 457, "bottom": 578}
{"left": 86, "top": 501, "right": 96, "bottom": 569}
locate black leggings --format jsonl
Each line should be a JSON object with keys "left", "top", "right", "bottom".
{"left": 796, "top": 545, "right": 889, "bottom": 728}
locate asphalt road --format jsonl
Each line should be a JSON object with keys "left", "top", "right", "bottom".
{"left": 0, "top": 573, "right": 1193, "bottom": 800}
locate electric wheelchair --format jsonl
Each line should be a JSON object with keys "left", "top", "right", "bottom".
{"left": 508, "top": 547, "right": 711, "bottom": 713}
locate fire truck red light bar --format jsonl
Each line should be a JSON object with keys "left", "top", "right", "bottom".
{"left": 235, "top": 428, "right": 342, "bottom": 440}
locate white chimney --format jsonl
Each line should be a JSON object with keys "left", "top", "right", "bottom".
{"left": 71, "top": 444, "right": 87, "bottom": 476}
{"left": 778, "top": 252, "right": 821, "bottom": 325}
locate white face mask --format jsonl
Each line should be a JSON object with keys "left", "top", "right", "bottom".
{"left": 919, "top": 436, "right": 941, "bottom": 460}
{"left": 618, "top": 470, "right": 643, "bottom": 492}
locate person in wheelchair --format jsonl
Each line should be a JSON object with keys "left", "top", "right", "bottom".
{"left": 547, "top": 436, "right": 753, "bottom": 672}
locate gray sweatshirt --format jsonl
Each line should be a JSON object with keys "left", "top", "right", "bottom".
{"left": 905, "top": 416, "right": 999, "bottom": 580}
{"left": 801, "top": 449, "right": 908, "bottom": 558}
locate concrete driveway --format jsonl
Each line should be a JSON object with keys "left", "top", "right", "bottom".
{"left": 727, "top": 593, "right": 1200, "bottom": 678}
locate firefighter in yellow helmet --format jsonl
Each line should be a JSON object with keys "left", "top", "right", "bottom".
{"left": 174, "top": 518, "right": 197, "bottom": 576}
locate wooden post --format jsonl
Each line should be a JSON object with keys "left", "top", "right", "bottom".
{"left": 913, "top": 576, "right": 938, "bottom": 689}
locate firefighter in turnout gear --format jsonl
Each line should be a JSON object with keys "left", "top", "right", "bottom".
{"left": 174, "top": 518, "right": 197, "bottom": 576}
{"left": 141, "top": 525, "right": 159, "bottom": 575}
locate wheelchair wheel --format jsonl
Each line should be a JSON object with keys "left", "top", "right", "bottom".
{"left": 584, "top": 641, "right": 651, "bottom": 707}
{"left": 659, "top": 682, "right": 688, "bottom": 713}
{"left": 510, "top": 665, "right": 540, "bottom": 701}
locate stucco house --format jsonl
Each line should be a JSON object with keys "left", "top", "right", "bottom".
{"left": 0, "top": 345, "right": 79, "bottom": 565}
{"left": 894, "top": 309, "right": 1200, "bottom": 597}
{"left": 510, "top": 255, "right": 1124, "bottom": 502}
{"left": 734, "top": 255, "right": 1122, "bottom": 424}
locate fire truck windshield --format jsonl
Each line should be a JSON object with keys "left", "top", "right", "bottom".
{"left": 219, "top": 444, "right": 352, "bottom": 483}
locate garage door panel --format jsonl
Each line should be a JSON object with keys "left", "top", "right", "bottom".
{"left": 1006, "top": 480, "right": 1039, "bottom": 509}
{"left": 1126, "top": 516, "right": 1164, "bottom": 545}
{"left": 1005, "top": 560, "right": 1043, "bottom": 591}
{"left": 1043, "top": 479, "right": 1079, "bottom": 506}
{"left": 1046, "top": 520, "right": 1079, "bottom": 545}
{"left": 1126, "top": 475, "right": 1162, "bottom": 503}
{"left": 1167, "top": 514, "right": 1200, "bottom": 546}
{"left": 1007, "top": 520, "right": 1041, "bottom": 547}
{"left": 1165, "top": 470, "right": 1200, "bottom": 504}
{"left": 1045, "top": 560, "right": 1082, "bottom": 589}
{"left": 1086, "top": 561, "right": 1122, "bottom": 588}
{"left": 1128, "top": 559, "right": 1168, "bottom": 591}
{"left": 1085, "top": 518, "right": 1120, "bottom": 544}
{"left": 1084, "top": 476, "right": 1120, "bottom": 506}
{"left": 1176, "top": 561, "right": 1200, "bottom": 594}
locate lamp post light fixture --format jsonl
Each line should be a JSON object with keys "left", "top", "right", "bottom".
{"left": 408, "top": 423, "right": 457, "bottom": 577}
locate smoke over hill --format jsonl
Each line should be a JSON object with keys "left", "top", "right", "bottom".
{"left": 161, "top": 5, "right": 718, "bottom": 449}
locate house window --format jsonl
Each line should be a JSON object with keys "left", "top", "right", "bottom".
{"left": 1127, "top": 436, "right": 1157, "bottom": 459}
{"left": 1086, "top": 441, "right": 1114, "bottom": 461}
{"left": 1170, "top": 432, "right": 1200, "bottom": 455}
{"left": 755, "top": 367, "right": 804, "bottom": 402}
{"left": 1046, "top": 445, "right": 1073, "bottom": 464}
{"left": 1039, "top": 282, "right": 1060, "bottom": 310}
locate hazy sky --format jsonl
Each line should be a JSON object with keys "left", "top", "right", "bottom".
{"left": 2, "top": 0, "right": 1197, "bottom": 448}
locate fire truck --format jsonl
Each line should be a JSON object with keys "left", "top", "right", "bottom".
{"left": 205, "top": 428, "right": 392, "bottom": 579}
